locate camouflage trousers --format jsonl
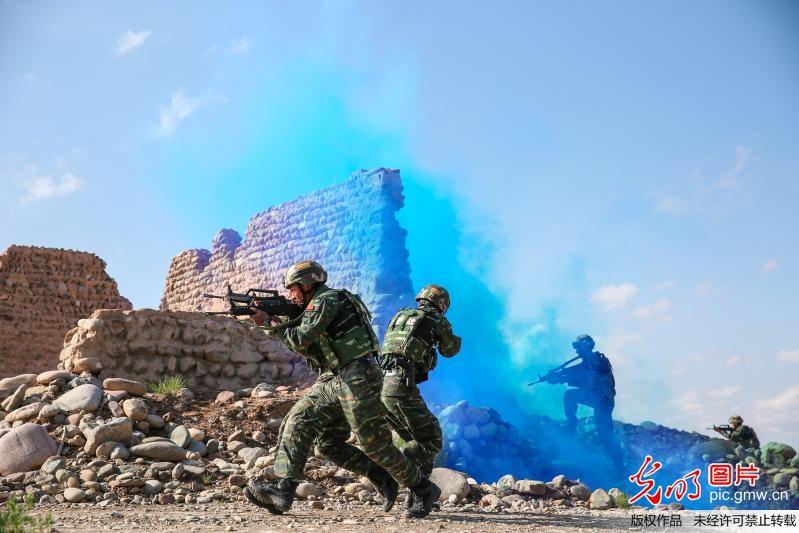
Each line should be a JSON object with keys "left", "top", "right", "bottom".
{"left": 563, "top": 387, "right": 623, "bottom": 468}
{"left": 380, "top": 371, "right": 442, "bottom": 476}
{"left": 273, "top": 357, "right": 423, "bottom": 487}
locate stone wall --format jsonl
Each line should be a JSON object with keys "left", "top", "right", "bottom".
{"left": 58, "top": 309, "right": 315, "bottom": 392}
{"left": 0, "top": 245, "right": 132, "bottom": 378}
{"left": 160, "top": 168, "right": 415, "bottom": 338}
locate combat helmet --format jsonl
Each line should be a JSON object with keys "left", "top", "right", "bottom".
{"left": 572, "top": 334, "right": 595, "bottom": 351}
{"left": 729, "top": 415, "right": 743, "bottom": 425}
{"left": 416, "top": 284, "right": 451, "bottom": 314}
{"left": 284, "top": 261, "right": 327, "bottom": 289}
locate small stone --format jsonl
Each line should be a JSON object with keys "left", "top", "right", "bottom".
{"left": 295, "top": 482, "right": 322, "bottom": 499}
{"left": 216, "top": 391, "right": 236, "bottom": 404}
{"left": 188, "top": 428, "right": 205, "bottom": 441}
{"left": 130, "top": 441, "right": 187, "bottom": 461}
{"left": 145, "top": 414, "right": 165, "bottom": 429}
{"left": 158, "top": 493, "right": 175, "bottom": 505}
{"left": 103, "top": 378, "right": 147, "bottom": 396}
{"left": 72, "top": 357, "right": 103, "bottom": 374}
{"left": 170, "top": 425, "right": 191, "bottom": 448}
{"left": 64, "top": 487, "right": 86, "bottom": 503}
{"left": 54, "top": 384, "right": 103, "bottom": 413}
{"left": 107, "top": 401, "right": 125, "bottom": 418}
{"left": 309, "top": 500, "right": 324, "bottom": 509}
{"left": 144, "top": 479, "right": 164, "bottom": 495}
{"left": 123, "top": 398, "right": 148, "bottom": 421}
{"left": 172, "top": 463, "right": 185, "bottom": 480}
{"left": 252, "top": 430, "right": 267, "bottom": 442}
{"left": 228, "top": 429, "right": 245, "bottom": 442}
{"left": 80, "top": 469, "right": 96, "bottom": 482}
{"left": 41, "top": 456, "right": 66, "bottom": 475}
{"left": 228, "top": 474, "right": 247, "bottom": 487}
{"left": 36, "top": 371, "right": 71, "bottom": 385}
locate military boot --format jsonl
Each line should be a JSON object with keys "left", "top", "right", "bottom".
{"left": 403, "top": 490, "right": 414, "bottom": 511}
{"left": 366, "top": 467, "right": 399, "bottom": 512}
{"left": 244, "top": 478, "right": 298, "bottom": 514}
{"left": 405, "top": 478, "right": 441, "bottom": 519}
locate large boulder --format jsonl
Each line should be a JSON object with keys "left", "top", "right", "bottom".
{"left": 54, "top": 384, "right": 103, "bottom": 412}
{"left": 0, "top": 423, "right": 58, "bottom": 475}
{"left": 430, "top": 467, "right": 471, "bottom": 502}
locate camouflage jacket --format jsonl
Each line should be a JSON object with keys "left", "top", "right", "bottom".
{"left": 727, "top": 425, "right": 760, "bottom": 449}
{"left": 379, "top": 303, "right": 461, "bottom": 374}
{"left": 270, "top": 284, "right": 379, "bottom": 374}
{"left": 557, "top": 352, "right": 616, "bottom": 400}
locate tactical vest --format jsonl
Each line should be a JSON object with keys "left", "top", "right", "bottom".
{"left": 310, "top": 289, "right": 379, "bottom": 373}
{"left": 380, "top": 306, "right": 440, "bottom": 373}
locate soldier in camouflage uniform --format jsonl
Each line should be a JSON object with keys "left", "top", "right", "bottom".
{"left": 380, "top": 284, "right": 461, "bottom": 514}
{"left": 244, "top": 261, "right": 441, "bottom": 518}
{"left": 714, "top": 415, "right": 760, "bottom": 449}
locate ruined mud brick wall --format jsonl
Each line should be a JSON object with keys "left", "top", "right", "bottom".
{"left": 161, "top": 168, "right": 415, "bottom": 338}
{"left": 0, "top": 245, "right": 131, "bottom": 378}
{"left": 59, "top": 309, "right": 315, "bottom": 392}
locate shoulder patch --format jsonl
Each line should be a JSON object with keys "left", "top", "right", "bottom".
{"left": 306, "top": 303, "right": 316, "bottom": 311}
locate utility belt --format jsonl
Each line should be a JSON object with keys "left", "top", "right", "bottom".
{"left": 329, "top": 352, "right": 379, "bottom": 376}
{"left": 383, "top": 356, "right": 429, "bottom": 387}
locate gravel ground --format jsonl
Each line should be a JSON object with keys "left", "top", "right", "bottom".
{"left": 35, "top": 501, "right": 639, "bottom": 532}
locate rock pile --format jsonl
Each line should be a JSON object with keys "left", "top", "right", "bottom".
{"left": 58, "top": 309, "right": 315, "bottom": 393}
{"left": 682, "top": 438, "right": 799, "bottom": 506}
{"left": 160, "top": 168, "right": 416, "bottom": 337}
{"left": 0, "top": 245, "right": 131, "bottom": 377}
{"left": 434, "top": 400, "right": 538, "bottom": 483}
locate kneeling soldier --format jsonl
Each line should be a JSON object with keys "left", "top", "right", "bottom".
{"left": 380, "top": 284, "right": 461, "bottom": 515}
{"left": 245, "top": 261, "right": 441, "bottom": 518}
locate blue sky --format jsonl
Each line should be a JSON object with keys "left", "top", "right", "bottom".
{"left": 1, "top": 1, "right": 798, "bottom": 444}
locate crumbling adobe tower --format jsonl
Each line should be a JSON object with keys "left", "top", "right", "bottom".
{"left": 0, "top": 245, "right": 132, "bottom": 377}
{"left": 160, "top": 168, "right": 415, "bottom": 337}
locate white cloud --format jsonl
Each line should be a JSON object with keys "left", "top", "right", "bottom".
{"left": 652, "top": 145, "right": 752, "bottom": 217}
{"left": 157, "top": 90, "right": 227, "bottom": 136}
{"left": 114, "top": 30, "right": 151, "bottom": 56}
{"left": 694, "top": 281, "right": 712, "bottom": 296}
{"left": 707, "top": 386, "right": 742, "bottom": 398}
{"left": 21, "top": 172, "right": 81, "bottom": 204}
{"left": 759, "top": 385, "right": 799, "bottom": 412}
{"left": 724, "top": 355, "right": 749, "bottom": 367}
{"left": 228, "top": 37, "right": 251, "bottom": 55}
{"left": 633, "top": 298, "right": 671, "bottom": 323}
{"left": 776, "top": 349, "right": 799, "bottom": 363}
{"left": 651, "top": 280, "right": 676, "bottom": 292}
{"left": 591, "top": 283, "right": 639, "bottom": 310}
{"left": 760, "top": 260, "right": 780, "bottom": 273}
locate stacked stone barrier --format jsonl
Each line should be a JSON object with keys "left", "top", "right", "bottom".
{"left": 160, "top": 168, "right": 415, "bottom": 338}
{"left": 57, "top": 309, "right": 315, "bottom": 393}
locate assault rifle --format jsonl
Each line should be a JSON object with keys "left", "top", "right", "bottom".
{"left": 203, "top": 285, "right": 304, "bottom": 319}
{"left": 708, "top": 425, "right": 733, "bottom": 433}
{"left": 527, "top": 356, "right": 581, "bottom": 386}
